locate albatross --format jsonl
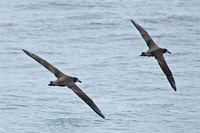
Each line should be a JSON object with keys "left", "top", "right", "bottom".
{"left": 22, "top": 49, "right": 105, "bottom": 118}
{"left": 130, "top": 19, "right": 176, "bottom": 91}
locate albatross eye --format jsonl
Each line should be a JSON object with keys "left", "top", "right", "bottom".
{"left": 163, "top": 49, "right": 167, "bottom": 53}
{"left": 73, "top": 78, "right": 77, "bottom": 82}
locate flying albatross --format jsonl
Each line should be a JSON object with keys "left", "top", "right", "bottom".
{"left": 130, "top": 19, "right": 176, "bottom": 91}
{"left": 22, "top": 49, "right": 105, "bottom": 118}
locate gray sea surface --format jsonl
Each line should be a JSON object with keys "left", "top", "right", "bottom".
{"left": 0, "top": 0, "right": 200, "bottom": 133}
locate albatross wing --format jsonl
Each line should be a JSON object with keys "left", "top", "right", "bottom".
{"left": 130, "top": 19, "right": 159, "bottom": 50}
{"left": 68, "top": 84, "right": 105, "bottom": 119}
{"left": 22, "top": 49, "right": 64, "bottom": 78}
{"left": 155, "top": 55, "right": 176, "bottom": 91}
{"left": 22, "top": 49, "right": 105, "bottom": 118}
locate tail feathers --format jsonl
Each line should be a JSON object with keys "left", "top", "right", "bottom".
{"left": 48, "top": 81, "right": 55, "bottom": 86}
{"left": 140, "top": 52, "right": 146, "bottom": 56}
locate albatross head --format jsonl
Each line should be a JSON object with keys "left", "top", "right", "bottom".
{"left": 73, "top": 77, "right": 82, "bottom": 83}
{"left": 163, "top": 48, "right": 171, "bottom": 54}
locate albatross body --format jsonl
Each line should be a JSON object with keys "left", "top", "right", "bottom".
{"left": 22, "top": 49, "right": 105, "bottom": 118}
{"left": 130, "top": 19, "right": 176, "bottom": 91}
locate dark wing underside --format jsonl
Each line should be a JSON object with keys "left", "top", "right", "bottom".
{"left": 130, "top": 19, "right": 159, "bottom": 50}
{"left": 22, "top": 49, "right": 64, "bottom": 78}
{"left": 155, "top": 55, "right": 176, "bottom": 91}
{"left": 69, "top": 84, "right": 105, "bottom": 119}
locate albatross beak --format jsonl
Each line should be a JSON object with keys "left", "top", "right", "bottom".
{"left": 77, "top": 79, "right": 82, "bottom": 83}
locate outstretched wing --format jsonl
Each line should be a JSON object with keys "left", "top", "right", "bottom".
{"left": 68, "top": 84, "right": 105, "bottom": 119}
{"left": 130, "top": 19, "right": 159, "bottom": 50}
{"left": 22, "top": 49, "right": 64, "bottom": 78}
{"left": 155, "top": 55, "right": 176, "bottom": 91}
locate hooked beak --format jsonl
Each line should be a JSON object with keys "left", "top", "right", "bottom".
{"left": 77, "top": 79, "right": 82, "bottom": 83}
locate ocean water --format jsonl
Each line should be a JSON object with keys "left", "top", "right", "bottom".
{"left": 0, "top": 0, "right": 200, "bottom": 132}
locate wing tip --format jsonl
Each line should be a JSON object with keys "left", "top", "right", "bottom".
{"left": 170, "top": 82, "right": 177, "bottom": 91}
{"left": 130, "top": 19, "right": 142, "bottom": 32}
{"left": 93, "top": 106, "right": 105, "bottom": 119}
{"left": 22, "top": 49, "right": 26, "bottom": 52}
{"left": 22, "top": 49, "right": 30, "bottom": 55}
{"left": 98, "top": 112, "right": 105, "bottom": 119}
{"left": 173, "top": 86, "right": 177, "bottom": 91}
{"left": 130, "top": 19, "right": 136, "bottom": 25}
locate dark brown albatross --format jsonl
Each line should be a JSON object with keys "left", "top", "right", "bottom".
{"left": 22, "top": 49, "right": 105, "bottom": 118}
{"left": 130, "top": 19, "right": 176, "bottom": 91}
